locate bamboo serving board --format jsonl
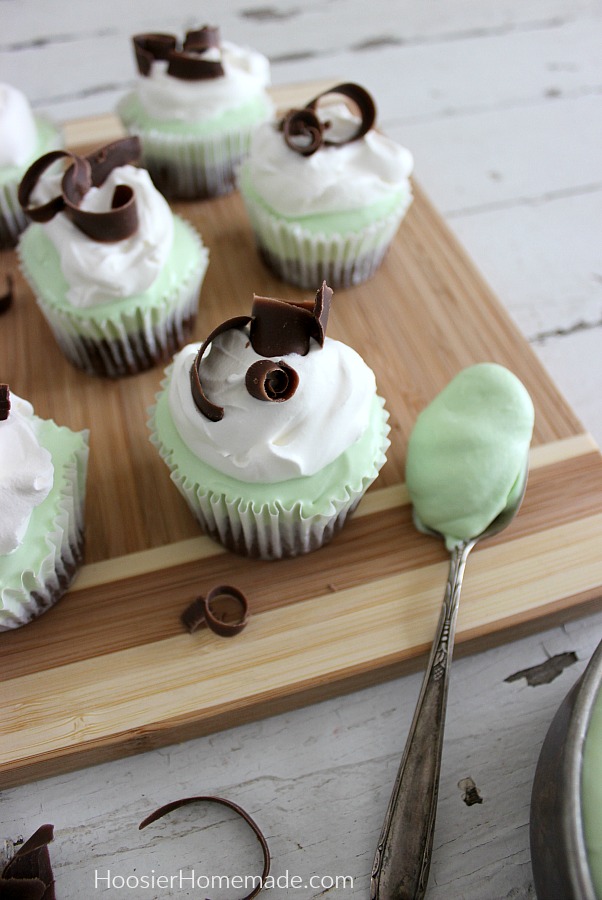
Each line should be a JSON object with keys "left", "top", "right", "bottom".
{"left": 2, "top": 84, "right": 602, "bottom": 789}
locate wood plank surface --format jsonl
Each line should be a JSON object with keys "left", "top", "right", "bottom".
{"left": 1, "top": 84, "right": 601, "bottom": 788}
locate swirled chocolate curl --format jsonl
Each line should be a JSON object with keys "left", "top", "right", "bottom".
{"left": 0, "top": 384, "right": 10, "bottom": 421}
{"left": 133, "top": 26, "right": 225, "bottom": 81}
{"left": 280, "top": 82, "right": 376, "bottom": 156}
{"left": 190, "top": 283, "right": 333, "bottom": 420}
{"left": 0, "top": 273, "right": 14, "bottom": 315}
{"left": 245, "top": 359, "right": 299, "bottom": 402}
{"left": 139, "top": 796, "right": 270, "bottom": 900}
{"left": 190, "top": 281, "right": 333, "bottom": 422}
{"left": 18, "top": 138, "right": 141, "bottom": 243}
{"left": 181, "top": 585, "right": 249, "bottom": 637}
{"left": 0, "top": 824, "right": 55, "bottom": 900}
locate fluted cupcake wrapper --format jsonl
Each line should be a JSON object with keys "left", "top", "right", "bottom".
{"left": 149, "top": 382, "right": 390, "bottom": 560}
{"left": 240, "top": 191, "right": 411, "bottom": 290}
{"left": 0, "top": 431, "right": 89, "bottom": 631}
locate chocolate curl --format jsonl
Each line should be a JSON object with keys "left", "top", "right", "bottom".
{"left": 181, "top": 585, "right": 249, "bottom": 637}
{"left": 0, "top": 384, "right": 10, "bottom": 421}
{"left": 139, "top": 797, "right": 269, "bottom": 900}
{"left": 0, "top": 274, "right": 14, "bottom": 315}
{"left": 18, "top": 138, "right": 141, "bottom": 243}
{"left": 250, "top": 281, "right": 332, "bottom": 357}
{"left": 0, "top": 824, "right": 55, "bottom": 900}
{"left": 281, "top": 82, "right": 376, "bottom": 156}
{"left": 132, "top": 26, "right": 224, "bottom": 81}
{"left": 190, "top": 316, "right": 252, "bottom": 421}
{"left": 245, "top": 359, "right": 299, "bottom": 402}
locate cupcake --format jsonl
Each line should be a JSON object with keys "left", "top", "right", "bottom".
{"left": 0, "top": 83, "right": 62, "bottom": 249}
{"left": 0, "top": 385, "right": 89, "bottom": 630}
{"left": 117, "top": 26, "right": 273, "bottom": 200}
{"left": 17, "top": 136, "right": 209, "bottom": 377}
{"left": 149, "top": 282, "right": 390, "bottom": 559}
{"left": 238, "top": 82, "right": 414, "bottom": 290}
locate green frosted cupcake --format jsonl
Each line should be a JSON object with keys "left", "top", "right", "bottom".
{"left": 149, "top": 283, "right": 390, "bottom": 559}
{"left": 0, "top": 82, "right": 62, "bottom": 249}
{"left": 17, "top": 137, "right": 209, "bottom": 377}
{"left": 117, "top": 27, "right": 273, "bottom": 199}
{"left": 0, "top": 386, "right": 89, "bottom": 631}
{"left": 238, "top": 83, "right": 413, "bottom": 290}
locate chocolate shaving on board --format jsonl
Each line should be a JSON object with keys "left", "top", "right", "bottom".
{"left": 139, "top": 796, "right": 270, "bottom": 900}
{"left": 280, "top": 82, "right": 376, "bottom": 156}
{"left": 0, "top": 384, "right": 10, "bottom": 421}
{"left": 133, "top": 26, "right": 225, "bottom": 81}
{"left": 0, "top": 824, "right": 55, "bottom": 900}
{"left": 190, "top": 283, "right": 333, "bottom": 420}
{"left": 181, "top": 585, "right": 249, "bottom": 637}
{"left": 18, "top": 138, "right": 141, "bottom": 243}
{"left": 0, "top": 274, "right": 14, "bottom": 315}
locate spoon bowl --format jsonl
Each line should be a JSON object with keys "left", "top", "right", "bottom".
{"left": 370, "top": 464, "right": 529, "bottom": 900}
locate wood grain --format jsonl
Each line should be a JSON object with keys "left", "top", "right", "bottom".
{"left": 1, "top": 84, "right": 601, "bottom": 788}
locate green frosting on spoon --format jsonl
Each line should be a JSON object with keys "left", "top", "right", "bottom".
{"left": 405, "top": 363, "right": 534, "bottom": 549}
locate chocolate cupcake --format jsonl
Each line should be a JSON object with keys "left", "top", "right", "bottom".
{"left": 238, "top": 83, "right": 414, "bottom": 289}
{"left": 117, "top": 26, "right": 273, "bottom": 199}
{"left": 149, "top": 282, "right": 390, "bottom": 559}
{"left": 17, "top": 137, "right": 209, "bottom": 377}
{"left": 0, "top": 386, "right": 89, "bottom": 630}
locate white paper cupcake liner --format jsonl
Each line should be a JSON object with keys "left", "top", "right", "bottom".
{"left": 149, "top": 388, "right": 390, "bottom": 560}
{"left": 121, "top": 122, "right": 258, "bottom": 200}
{"left": 0, "top": 433, "right": 89, "bottom": 631}
{"left": 18, "top": 225, "right": 209, "bottom": 378}
{"left": 240, "top": 191, "right": 411, "bottom": 290}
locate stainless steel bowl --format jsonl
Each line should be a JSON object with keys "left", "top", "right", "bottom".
{"left": 530, "top": 638, "right": 602, "bottom": 899}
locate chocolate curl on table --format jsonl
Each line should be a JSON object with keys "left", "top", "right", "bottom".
{"left": 133, "top": 26, "right": 224, "bottom": 80}
{"left": 280, "top": 82, "right": 376, "bottom": 156}
{"left": 181, "top": 585, "right": 249, "bottom": 637}
{"left": 0, "top": 274, "right": 14, "bottom": 315}
{"left": 17, "top": 137, "right": 141, "bottom": 242}
{"left": 190, "top": 282, "right": 333, "bottom": 420}
{"left": 0, "top": 824, "right": 56, "bottom": 900}
{"left": 0, "top": 384, "right": 10, "bottom": 421}
{"left": 139, "top": 797, "right": 269, "bottom": 900}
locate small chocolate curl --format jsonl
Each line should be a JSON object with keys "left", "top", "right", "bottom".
{"left": 0, "top": 824, "right": 56, "bottom": 900}
{"left": 133, "top": 26, "right": 224, "bottom": 81}
{"left": 18, "top": 138, "right": 141, "bottom": 243}
{"left": 190, "top": 283, "right": 333, "bottom": 420}
{"left": 245, "top": 359, "right": 299, "bottom": 402}
{"left": 281, "top": 82, "right": 376, "bottom": 156}
{"left": 139, "top": 797, "right": 270, "bottom": 900}
{"left": 0, "top": 384, "right": 10, "bottom": 421}
{"left": 0, "top": 274, "right": 14, "bottom": 315}
{"left": 181, "top": 585, "right": 249, "bottom": 637}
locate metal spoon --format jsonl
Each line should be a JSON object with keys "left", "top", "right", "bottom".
{"left": 370, "top": 466, "right": 529, "bottom": 900}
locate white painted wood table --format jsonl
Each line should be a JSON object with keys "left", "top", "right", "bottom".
{"left": 2, "top": 2, "right": 602, "bottom": 897}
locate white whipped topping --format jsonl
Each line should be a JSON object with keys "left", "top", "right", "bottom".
{"left": 0, "top": 395, "right": 54, "bottom": 556}
{"left": 0, "top": 83, "right": 37, "bottom": 168}
{"left": 243, "top": 103, "right": 414, "bottom": 217}
{"left": 168, "top": 330, "right": 377, "bottom": 483}
{"left": 136, "top": 41, "right": 271, "bottom": 121}
{"left": 35, "top": 164, "right": 174, "bottom": 308}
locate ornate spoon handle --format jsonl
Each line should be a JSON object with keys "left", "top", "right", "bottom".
{"left": 370, "top": 539, "right": 475, "bottom": 900}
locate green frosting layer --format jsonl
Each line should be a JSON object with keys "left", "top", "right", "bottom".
{"left": 238, "top": 163, "right": 408, "bottom": 236}
{"left": 150, "top": 387, "right": 389, "bottom": 519}
{"left": 118, "top": 92, "right": 272, "bottom": 138}
{"left": 582, "top": 684, "right": 602, "bottom": 898}
{"left": 18, "top": 215, "right": 206, "bottom": 331}
{"left": 0, "top": 417, "right": 88, "bottom": 601}
{"left": 0, "top": 117, "right": 61, "bottom": 187}
{"left": 405, "top": 363, "right": 534, "bottom": 549}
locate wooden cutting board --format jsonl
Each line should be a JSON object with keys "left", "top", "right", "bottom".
{"left": 2, "top": 84, "right": 602, "bottom": 789}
